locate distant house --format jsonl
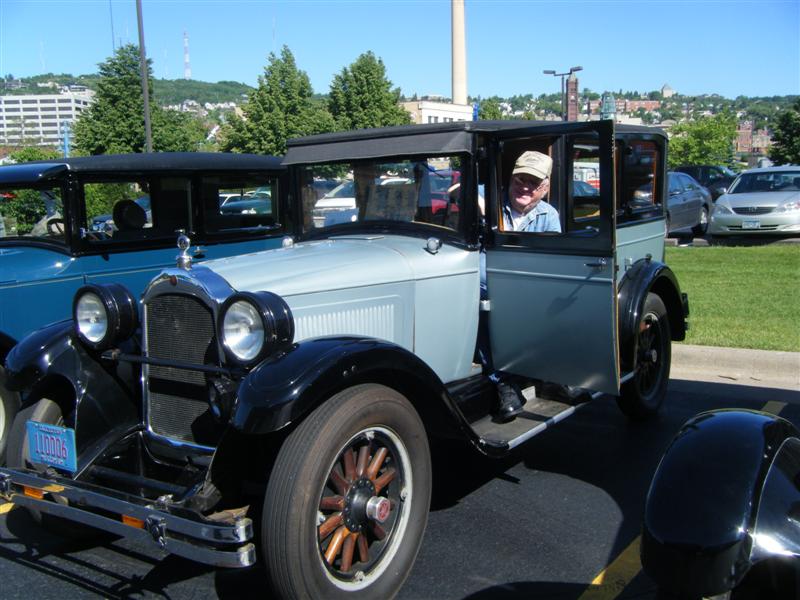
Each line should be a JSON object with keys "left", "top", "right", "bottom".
{"left": 400, "top": 100, "right": 473, "bottom": 124}
{"left": 661, "top": 84, "right": 675, "bottom": 98}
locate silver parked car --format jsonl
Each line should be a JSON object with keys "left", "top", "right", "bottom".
{"left": 635, "top": 172, "right": 711, "bottom": 236}
{"left": 709, "top": 165, "right": 800, "bottom": 237}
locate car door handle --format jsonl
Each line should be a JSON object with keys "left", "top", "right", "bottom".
{"left": 585, "top": 258, "right": 608, "bottom": 268}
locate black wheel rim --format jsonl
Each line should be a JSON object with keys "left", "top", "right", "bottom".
{"left": 316, "top": 427, "right": 409, "bottom": 585}
{"left": 635, "top": 312, "right": 667, "bottom": 401}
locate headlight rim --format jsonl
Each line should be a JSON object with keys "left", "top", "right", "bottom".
{"left": 72, "top": 283, "right": 138, "bottom": 350}
{"left": 218, "top": 291, "right": 294, "bottom": 368}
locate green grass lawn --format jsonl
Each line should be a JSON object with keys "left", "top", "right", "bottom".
{"left": 665, "top": 245, "right": 800, "bottom": 352}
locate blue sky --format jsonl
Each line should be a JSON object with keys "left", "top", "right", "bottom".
{"left": 1, "top": 0, "right": 798, "bottom": 99}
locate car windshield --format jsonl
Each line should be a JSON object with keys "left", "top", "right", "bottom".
{"left": 0, "top": 185, "right": 65, "bottom": 241}
{"left": 728, "top": 171, "right": 800, "bottom": 194}
{"left": 299, "top": 157, "right": 465, "bottom": 233}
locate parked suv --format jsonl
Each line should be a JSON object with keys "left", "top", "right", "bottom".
{"left": 0, "top": 122, "right": 687, "bottom": 599}
{"left": 0, "top": 153, "right": 286, "bottom": 463}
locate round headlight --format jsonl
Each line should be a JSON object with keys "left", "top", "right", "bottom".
{"left": 73, "top": 283, "right": 138, "bottom": 350}
{"left": 76, "top": 292, "right": 108, "bottom": 344}
{"left": 222, "top": 300, "right": 265, "bottom": 362}
{"left": 219, "top": 291, "right": 294, "bottom": 366}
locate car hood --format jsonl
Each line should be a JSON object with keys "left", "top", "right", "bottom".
{"left": 717, "top": 190, "right": 799, "bottom": 208}
{"left": 206, "top": 235, "right": 415, "bottom": 298}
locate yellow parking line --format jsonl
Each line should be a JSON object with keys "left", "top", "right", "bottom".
{"left": 0, "top": 503, "right": 15, "bottom": 515}
{"left": 761, "top": 401, "right": 786, "bottom": 415}
{"left": 578, "top": 536, "right": 641, "bottom": 600}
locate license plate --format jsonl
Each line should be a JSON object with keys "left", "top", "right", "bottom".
{"left": 742, "top": 220, "right": 760, "bottom": 229}
{"left": 26, "top": 421, "right": 77, "bottom": 473}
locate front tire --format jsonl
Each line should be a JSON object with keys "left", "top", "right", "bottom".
{"left": 618, "top": 293, "right": 671, "bottom": 420}
{"left": 692, "top": 205, "right": 709, "bottom": 236}
{"left": 0, "top": 365, "right": 20, "bottom": 465}
{"left": 263, "top": 384, "right": 431, "bottom": 600}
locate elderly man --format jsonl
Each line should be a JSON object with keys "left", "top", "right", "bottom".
{"left": 502, "top": 150, "right": 561, "bottom": 233}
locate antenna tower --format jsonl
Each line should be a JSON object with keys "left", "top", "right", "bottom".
{"left": 183, "top": 31, "right": 191, "bottom": 80}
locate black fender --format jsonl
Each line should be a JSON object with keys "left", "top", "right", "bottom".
{"left": 617, "top": 258, "right": 688, "bottom": 371}
{"left": 4, "top": 320, "right": 138, "bottom": 454}
{"left": 232, "top": 336, "right": 473, "bottom": 442}
{"left": 641, "top": 409, "right": 800, "bottom": 598}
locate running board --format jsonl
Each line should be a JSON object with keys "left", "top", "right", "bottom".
{"left": 473, "top": 386, "right": 597, "bottom": 451}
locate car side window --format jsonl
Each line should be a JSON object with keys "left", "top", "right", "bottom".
{"left": 0, "top": 185, "right": 65, "bottom": 241}
{"left": 618, "top": 139, "right": 663, "bottom": 224}
{"left": 201, "top": 175, "right": 279, "bottom": 234}
{"left": 680, "top": 174, "right": 699, "bottom": 191}
{"left": 83, "top": 178, "right": 191, "bottom": 244}
{"left": 668, "top": 175, "right": 684, "bottom": 195}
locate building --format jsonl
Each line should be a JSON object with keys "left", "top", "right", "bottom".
{"left": 661, "top": 84, "right": 675, "bottom": 98}
{"left": 400, "top": 100, "right": 473, "bottom": 124}
{"left": 566, "top": 72, "right": 579, "bottom": 121}
{"left": 0, "top": 92, "right": 94, "bottom": 147}
{"left": 752, "top": 128, "right": 772, "bottom": 155}
{"left": 736, "top": 120, "right": 753, "bottom": 154}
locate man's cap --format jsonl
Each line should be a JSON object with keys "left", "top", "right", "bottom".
{"left": 512, "top": 151, "right": 552, "bottom": 180}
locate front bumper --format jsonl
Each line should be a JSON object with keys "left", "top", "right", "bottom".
{"left": 0, "top": 468, "right": 255, "bottom": 568}
{"left": 709, "top": 211, "right": 800, "bottom": 235}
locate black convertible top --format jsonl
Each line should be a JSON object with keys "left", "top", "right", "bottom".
{"left": 0, "top": 152, "right": 283, "bottom": 186}
{"left": 284, "top": 120, "right": 665, "bottom": 165}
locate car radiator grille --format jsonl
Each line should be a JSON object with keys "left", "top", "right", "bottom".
{"left": 733, "top": 206, "right": 773, "bottom": 215}
{"left": 146, "top": 294, "right": 216, "bottom": 445}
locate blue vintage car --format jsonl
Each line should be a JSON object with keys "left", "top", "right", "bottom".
{"left": 0, "top": 152, "right": 286, "bottom": 463}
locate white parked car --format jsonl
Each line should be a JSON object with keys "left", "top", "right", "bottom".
{"left": 709, "top": 165, "right": 800, "bottom": 237}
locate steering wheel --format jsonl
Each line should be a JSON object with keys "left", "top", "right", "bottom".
{"left": 46, "top": 217, "right": 66, "bottom": 236}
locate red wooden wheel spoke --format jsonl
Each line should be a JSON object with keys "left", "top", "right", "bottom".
{"left": 340, "top": 533, "right": 356, "bottom": 572}
{"left": 325, "top": 526, "right": 348, "bottom": 565}
{"left": 320, "top": 495, "right": 345, "bottom": 511}
{"left": 366, "top": 447, "right": 388, "bottom": 481}
{"left": 343, "top": 448, "right": 356, "bottom": 482}
{"left": 357, "top": 532, "right": 369, "bottom": 563}
{"left": 329, "top": 467, "right": 349, "bottom": 496}
{"left": 370, "top": 522, "right": 387, "bottom": 540}
{"left": 356, "top": 445, "right": 369, "bottom": 477}
{"left": 318, "top": 512, "right": 343, "bottom": 541}
{"left": 373, "top": 467, "right": 396, "bottom": 494}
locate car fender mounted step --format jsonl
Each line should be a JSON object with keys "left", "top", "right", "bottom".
{"left": 0, "top": 467, "right": 256, "bottom": 568}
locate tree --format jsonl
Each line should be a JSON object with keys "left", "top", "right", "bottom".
{"left": 667, "top": 113, "right": 737, "bottom": 168}
{"left": 328, "top": 51, "right": 410, "bottom": 131}
{"left": 74, "top": 44, "right": 204, "bottom": 154}
{"left": 220, "top": 46, "right": 334, "bottom": 156}
{"left": 478, "top": 98, "right": 503, "bottom": 120}
{"left": 769, "top": 99, "right": 800, "bottom": 165}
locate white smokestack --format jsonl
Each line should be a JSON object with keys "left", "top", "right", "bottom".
{"left": 451, "top": 0, "right": 467, "bottom": 105}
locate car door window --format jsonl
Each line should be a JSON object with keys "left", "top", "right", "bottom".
{"left": 82, "top": 177, "right": 191, "bottom": 244}
{"left": 0, "top": 185, "right": 65, "bottom": 241}
{"left": 668, "top": 175, "right": 684, "bottom": 195}
{"left": 617, "top": 139, "right": 663, "bottom": 224}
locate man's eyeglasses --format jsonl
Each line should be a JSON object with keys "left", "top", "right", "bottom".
{"left": 511, "top": 175, "right": 545, "bottom": 191}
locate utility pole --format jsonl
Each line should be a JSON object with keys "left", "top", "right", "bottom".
{"left": 136, "top": 0, "right": 153, "bottom": 152}
{"left": 543, "top": 66, "right": 583, "bottom": 121}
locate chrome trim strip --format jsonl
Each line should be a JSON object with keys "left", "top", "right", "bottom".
{"left": 506, "top": 404, "right": 584, "bottom": 450}
{"left": 487, "top": 267, "right": 614, "bottom": 284}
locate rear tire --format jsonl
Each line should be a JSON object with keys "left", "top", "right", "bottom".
{"left": 692, "top": 205, "right": 709, "bottom": 236}
{"left": 618, "top": 293, "right": 671, "bottom": 420}
{"left": 263, "top": 384, "right": 431, "bottom": 600}
{"left": 0, "top": 365, "right": 20, "bottom": 465}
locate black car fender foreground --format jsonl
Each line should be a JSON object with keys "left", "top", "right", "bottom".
{"left": 641, "top": 409, "right": 800, "bottom": 598}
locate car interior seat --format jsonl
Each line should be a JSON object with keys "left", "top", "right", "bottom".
{"left": 112, "top": 200, "right": 147, "bottom": 241}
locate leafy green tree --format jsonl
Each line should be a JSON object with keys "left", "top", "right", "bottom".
{"left": 74, "top": 44, "right": 204, "bottom": 154}
{"left": 769, "top": 99, "right": 800, "bottom": 165}
{"left": 328, "top": 51, "right": 410, "bottom": 131}
{"left": 478, "top": 98, "right": 503, "bottom": 120}
{"left": 220, "top": 46, "right": 334, "bottom": 155}
{"left": 667, "top": 113, "right": 737, "bottom": 168}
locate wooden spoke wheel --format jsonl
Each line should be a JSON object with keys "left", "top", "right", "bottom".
{"left": 263, "top": 384, "right": 431, "bottom": 599}
{"left": 618, "top": 293, "right": 671, "bottom": 420}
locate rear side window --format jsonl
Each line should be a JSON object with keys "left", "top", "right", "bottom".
{"left": 201, "top": 175, "right": 279, "bottom": 234}
{"left": 618, "top": 140, "right": 663, "bottom": 224}
{"left": 0, "top": 185, "right": 65, "bottom": 241}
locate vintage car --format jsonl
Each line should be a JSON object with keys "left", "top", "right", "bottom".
{"left": 642, "top": 409, "right": 800, "bottom": 599}
{"left": 0, "top": 153, "right": 287, "bottom": 464}
{"left": 0, "top": 121, "right": 687, "bottom": 599}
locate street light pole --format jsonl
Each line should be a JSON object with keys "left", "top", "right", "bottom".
{"left": 135, "top": 0, "right": 153, "bottom": 153}
{"left": 543, "top": 66, "right": 583, "bottom": 121}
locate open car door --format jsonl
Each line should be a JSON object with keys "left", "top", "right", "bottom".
{"left": 485, "top": 119, "right": 619, "bottom": 394}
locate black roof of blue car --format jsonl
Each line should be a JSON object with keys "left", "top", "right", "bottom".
{"left": 0, "top": 152, "right": 283, "bottom": 185}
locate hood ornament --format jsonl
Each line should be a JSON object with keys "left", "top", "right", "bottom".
{"left": 176, "top": 230, "right": 192, "bottom": 270}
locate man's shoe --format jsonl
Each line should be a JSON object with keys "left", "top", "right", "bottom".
{"left": 493, "top": 381, "right": 524, "bottom": 422}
